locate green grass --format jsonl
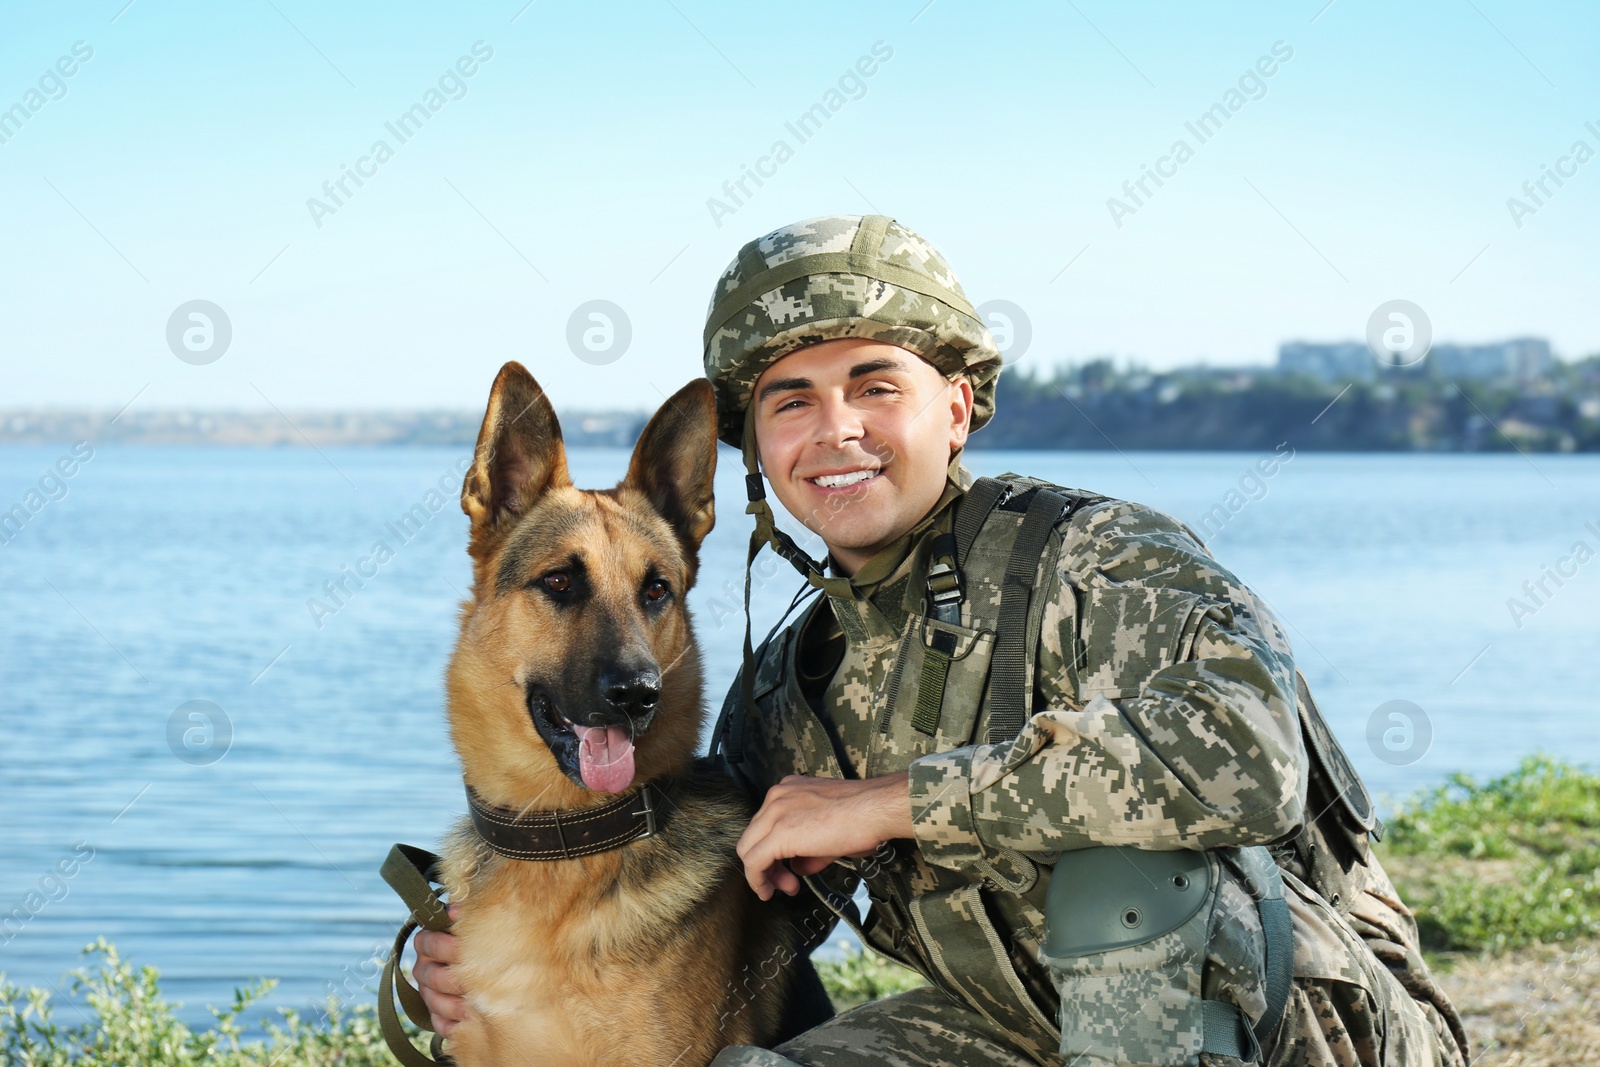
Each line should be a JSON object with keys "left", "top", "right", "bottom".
{"left": 1380, "top": 754, "right": 1600, "bottom": 953}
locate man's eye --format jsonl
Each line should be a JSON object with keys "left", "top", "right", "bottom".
{"left": 541, "top": 572, "right": 571, "bottom": 593}
{"left": 775, "top": 398, "right": 804, "bottom": 412}
{"left": 644, "top": 578, "right": 671, "bottom": 602}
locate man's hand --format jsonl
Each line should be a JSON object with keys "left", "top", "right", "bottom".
{"left": 412, "top": 904, "right": 469, "bottom": 1035}
{"left": 735, "top": 772, "right": 913, "bottom": 900}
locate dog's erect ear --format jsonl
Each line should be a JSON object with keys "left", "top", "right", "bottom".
{"left": 623, "top": 379, "right": 717, "bottom": 556}
{"left": 462, "top": 362, "right": 571, "bottom": 535}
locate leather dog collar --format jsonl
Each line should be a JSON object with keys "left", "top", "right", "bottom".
{"left": 465, "top": 781, "right": 665, "bottom": 861}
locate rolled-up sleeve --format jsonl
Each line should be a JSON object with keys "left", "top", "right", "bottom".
{"left": 907, "top": 499, "right": 1306, "bottom": 871}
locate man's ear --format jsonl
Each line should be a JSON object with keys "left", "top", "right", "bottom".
{"left": 623, "top": 379, "right": 718, "bottom": 558}
{"left": 947, "top": 375, "right": 974, "bottom": 450}
{"left": 461, "top": 361, "right": 571, "bottom": 539}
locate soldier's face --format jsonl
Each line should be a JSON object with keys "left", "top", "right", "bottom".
{"left": 751, "top": 339, "right": 973, "bottom": 576}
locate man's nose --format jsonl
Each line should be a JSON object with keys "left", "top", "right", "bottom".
{"left": 813, "top": 394, "right": 865, "bottom": 448}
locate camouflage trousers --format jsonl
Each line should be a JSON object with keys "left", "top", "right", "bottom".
{"left": 709, "top": 929, "right": 1462, "bottom": 1067}
{"left": 708, "top": 986, "right": 1047, "bottom": 1067}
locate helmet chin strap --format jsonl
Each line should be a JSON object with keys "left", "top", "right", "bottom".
{"left": 727, "top": 412, "right": 827, "bottom": 763}
{"left": 739, "top": 411, "right": 829, "bottom": 584}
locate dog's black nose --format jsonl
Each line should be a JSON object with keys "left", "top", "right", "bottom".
{"left": 601, "top": 667, "right": 661, "bottom": 712}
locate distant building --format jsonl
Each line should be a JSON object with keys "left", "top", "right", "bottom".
{"left": 1278, "top": 337, "right": 1553, "bottom": 383}
{"left": 1277, "top": 342, "right": 1376, "bottom": 383}
{"left": 1429, "top": 338, "right": 1552, "bottom": 382}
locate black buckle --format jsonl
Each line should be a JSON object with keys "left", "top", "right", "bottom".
{"left": 925, "top": 549, "right": 963, "bottom": 625}
{"left": 927, "top": 561, "right": 961, "bottom": 605}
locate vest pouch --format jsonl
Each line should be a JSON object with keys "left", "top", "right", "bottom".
{"left": 1041, "top": 846, "right": 1289, "bottom": 1066}
{"left": 1288, "top": 670, "right": 1385, "bottom": 915}
{"left": 890, "top": 614, "right": 995, "bottom": 753}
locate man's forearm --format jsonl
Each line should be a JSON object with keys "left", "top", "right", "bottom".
{"left": 871, "top": 770, "right": 913, "bottom": 840}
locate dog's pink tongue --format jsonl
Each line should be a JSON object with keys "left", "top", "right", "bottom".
{"left": 571, "top": 724, "right": 635, "bottom": 793}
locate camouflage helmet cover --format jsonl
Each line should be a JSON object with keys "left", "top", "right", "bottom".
{"left": 702, "top": 214, "right": 1002, "bottom": 448}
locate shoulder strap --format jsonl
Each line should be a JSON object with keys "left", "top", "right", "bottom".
{"left": 912, "top": 476, "right": 1105, "bottom": 744}
{"left": 986, "top": 487, "right": 1071, "bottom": 743}
{"left": 954, "top": 476, "right": 1009, "bottom": 563}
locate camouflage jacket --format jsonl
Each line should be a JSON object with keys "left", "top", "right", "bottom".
{"left": 717, "top": 466, "right": 1307, "bottom": 1061}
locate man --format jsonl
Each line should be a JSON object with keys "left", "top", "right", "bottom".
{"left": 414, "top": 215, "right": 1467, "bottom": 1067}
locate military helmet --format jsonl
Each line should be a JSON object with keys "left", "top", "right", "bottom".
{"left": 701, "top": 214, "right": 1002, "bottom": 448}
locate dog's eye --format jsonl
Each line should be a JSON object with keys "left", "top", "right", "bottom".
{"left": 644, "top": 578, "right": 670, "bottom": 602}
{"left": 541, "top": 572, "right": 571, "bottom": 594}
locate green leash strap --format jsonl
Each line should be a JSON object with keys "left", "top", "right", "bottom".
{"left": 383, "top": 844, "right": 452, "bottom": 931}
{"left": 378, "top": 844, "right": 456, "bottom": 1067}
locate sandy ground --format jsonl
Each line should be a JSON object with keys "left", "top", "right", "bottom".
{"left": 1433, "top": 939, "right": 1600, "bottom": 1066}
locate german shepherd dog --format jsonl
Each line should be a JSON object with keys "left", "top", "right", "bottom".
{"left": 432, "top": 362, "right": 832, "bottom": 1066}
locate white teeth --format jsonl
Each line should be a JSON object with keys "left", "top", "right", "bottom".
{"left": 812, "top": 469, "right": 877, "bottom": 488}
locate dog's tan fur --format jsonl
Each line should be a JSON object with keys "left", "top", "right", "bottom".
{"left": 433, "top": 363, "right": 827, "bottom": 1066}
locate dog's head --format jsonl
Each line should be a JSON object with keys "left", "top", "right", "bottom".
{"left": 446, "top": 362, "right": 717, "bottom": 805}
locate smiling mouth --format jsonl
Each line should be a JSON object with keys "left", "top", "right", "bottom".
{"left": 807, "top": 468, "right": 882, "bottom": 488}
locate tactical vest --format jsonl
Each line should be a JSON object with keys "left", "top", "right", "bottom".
{"left": 715, "top": 474, "right": 1453, "bottom": 1066}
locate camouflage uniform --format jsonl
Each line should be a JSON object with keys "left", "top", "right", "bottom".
{"left": 702, "top": 216, "right": 1468, "bottom": 1067}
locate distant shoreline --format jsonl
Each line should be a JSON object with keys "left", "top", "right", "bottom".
{"left": 1, "top": 410, "right": 1594, "bottom": 452}
{"left": 0, "top": 409, "right": 647, "bottom": 449}
{"left": 5, "top": 353, "right": 1599, "bottom": 454}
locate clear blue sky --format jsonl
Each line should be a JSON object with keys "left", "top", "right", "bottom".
{"left": 2, "top": 0, "right": 1596, "bottom": 412}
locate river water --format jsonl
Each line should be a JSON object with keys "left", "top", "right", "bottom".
{"left": 1, "top": 443, "right": 1596, "bottom": 1031}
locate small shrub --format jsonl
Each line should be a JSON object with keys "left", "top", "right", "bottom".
{"left": 0, "top": 937, "right": 411, "bottom": 1066}
{"left": 813, "top": 943, "right": 928, "bottom": 1011}
{"left": 1381, "top": 755, "right": 1600, "bottom": 953}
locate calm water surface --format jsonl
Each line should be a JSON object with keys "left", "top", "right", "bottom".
{"left": 2, "top": 443, "right": 1596, "bottom": 1031}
